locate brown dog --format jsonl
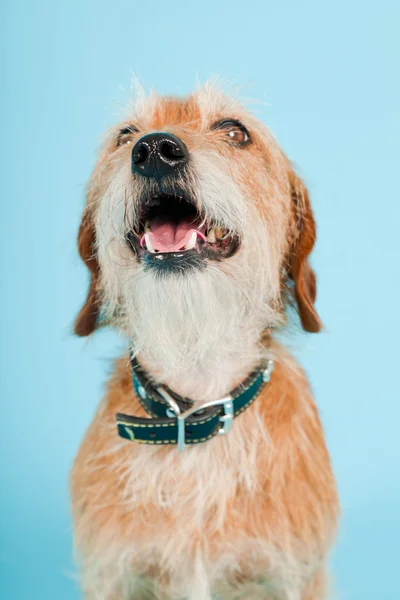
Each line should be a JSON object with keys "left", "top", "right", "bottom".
{"left": 71, "top": 84, "right": 339, "bottom": 600}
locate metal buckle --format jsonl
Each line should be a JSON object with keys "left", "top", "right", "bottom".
{"left": 169, "top": 395, "right": 234, "bottom": 452}
{"left": 155, "top": 361, "right": 273, "bottom": 452}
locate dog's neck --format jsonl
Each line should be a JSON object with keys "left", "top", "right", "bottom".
{"left": 127, "top": 268, "right": 273, "bottom": 403}
{"left": 135, "top": 336, "right": 268, "bottom": 404}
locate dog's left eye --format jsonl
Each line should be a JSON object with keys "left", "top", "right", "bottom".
{"left": 117, "top": 126, "right": 139, "bottom": 147}
{"left": 213, "top": 119, "right": 250, "bottom": 146}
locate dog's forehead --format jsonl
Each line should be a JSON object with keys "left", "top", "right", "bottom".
{"left": 133, "top": 88, "right": 250, "bottom": 130}
{"left": 148, "top": 96, "right": 201, "bottom": 128}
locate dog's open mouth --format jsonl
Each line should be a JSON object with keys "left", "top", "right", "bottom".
{"left": 127, "top": 193, "right": 239, "bottom": 273}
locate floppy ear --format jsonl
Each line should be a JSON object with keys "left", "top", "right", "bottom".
{"left": 74, "top": 207, "right": 101, "bottom": 336}
{"left": 287, "top": 171, "right": 322, "bottom": 333}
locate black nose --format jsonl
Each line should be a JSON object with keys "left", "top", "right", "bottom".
{"left": 131, "top": 132, "right": 188, "bottom": 180}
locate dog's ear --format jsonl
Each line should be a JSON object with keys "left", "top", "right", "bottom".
{"left": 74, "top": 206, "right": 101, "bottom": 336}
{"left": 287, "top": 170, "right": 322, "bottom": 333}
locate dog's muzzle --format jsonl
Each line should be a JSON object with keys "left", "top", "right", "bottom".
{"left": 127, "top": 132, "right": 240, "bottom": 273}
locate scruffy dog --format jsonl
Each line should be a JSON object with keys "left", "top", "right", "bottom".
{"left": 71, "top": 85, "right": 339, "bottom": 600}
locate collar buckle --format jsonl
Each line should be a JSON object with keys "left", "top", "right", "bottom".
{"left": 174, "top": 395, "right": 234, "bottom": 452}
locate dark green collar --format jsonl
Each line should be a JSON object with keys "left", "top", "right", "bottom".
{"left": 116, "top": 355, "right": 274, "bottom": 451}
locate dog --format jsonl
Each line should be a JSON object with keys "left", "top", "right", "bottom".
{"left": 70, "top": 84, "right": 339, "bottom": 600}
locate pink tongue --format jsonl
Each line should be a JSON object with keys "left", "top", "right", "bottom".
{"left": 142, "top": 216, "right": 205, "bottom": 253}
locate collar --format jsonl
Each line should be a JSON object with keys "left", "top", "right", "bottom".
{"left": 116, "top": 354, "right": 274, "bottom": 451}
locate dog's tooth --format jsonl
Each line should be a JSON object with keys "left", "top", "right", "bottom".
{"left": 144, "top": 221, "right": 151, "bottom": 232}
{"left": 144, "top": 233, "right": 156, "bottom": 253}
{"left": 214, "top": 227, "right": 224, "bottom": 239}
{"left": 184, "top": 231, "right": 197, "bottom": 250}
{"left": 207, "top": 229, "right": 216, "bottom": 243}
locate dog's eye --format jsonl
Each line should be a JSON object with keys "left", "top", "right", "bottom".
{"left": 117, "top": 126, "right": 139, "bottom": 147}
{"left": 213, "top": 119, "right": 250, "bottom": 146}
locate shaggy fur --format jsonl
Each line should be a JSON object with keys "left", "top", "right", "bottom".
{"left": 71, "top": 83, "right": 339, "bottom": 599}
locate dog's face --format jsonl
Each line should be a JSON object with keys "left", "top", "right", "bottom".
{"left": 75, "top": 86, "right": 321, "bottom": 380}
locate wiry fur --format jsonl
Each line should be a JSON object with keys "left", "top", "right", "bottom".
{"left": 71, "top": 83, "right": 339, "bottom": 599}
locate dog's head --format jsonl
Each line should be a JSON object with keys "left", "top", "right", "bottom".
{"left": 75, "top": 86, "right": 321, "bottom": 375}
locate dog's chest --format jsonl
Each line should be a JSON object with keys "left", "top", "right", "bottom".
{"left": 120, "top": 428, "right": 263, "bottom": 527}
{"left": 114, "top": 435, "right": 279, "bottom": 596}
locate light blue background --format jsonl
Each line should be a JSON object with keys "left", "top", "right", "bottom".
{"left": 1, "top": 1, "right": 399, "bottom": 599}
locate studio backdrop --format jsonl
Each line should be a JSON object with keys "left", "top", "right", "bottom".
{"left": 0, "top": 1, "right": 399, "bottom": 599}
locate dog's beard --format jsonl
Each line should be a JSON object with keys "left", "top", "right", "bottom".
{"left": 116, "top": 235, "right": 282, "bottom": 398}
{"left": 126, "top": 266, "right": 252, "bottom": 375}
